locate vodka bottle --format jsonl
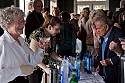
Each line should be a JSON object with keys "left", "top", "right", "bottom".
{"left": 61, "top": 55, "right": 69, "bottom": 83}
{"left": 86, "top": 51, "right": 92, "bottom": 74}
{"left": 75, "top": 54, "right": 80, "bottom": 80}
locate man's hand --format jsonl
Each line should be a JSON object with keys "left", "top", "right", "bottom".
{"left": 100, "top": 58, "right": 111, "bottom": 66}
{"left": 109, "top": 41, "right": 123, "bottom": 57}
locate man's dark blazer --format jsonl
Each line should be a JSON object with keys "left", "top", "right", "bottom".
{"left": 98, "top": 26, "right": 125, "bottom": 83}
{"left": 25, "top": 10, "right": 44, "bottom": 39}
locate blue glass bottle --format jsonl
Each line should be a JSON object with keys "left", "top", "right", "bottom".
{"left": 84, "top": 50, "right": 89, "bottom": 72}
{"left": 61, "top": 55, "right": 69, "bottom": 83}
{"left": 86, "top": 51, "right": 92, "bottom": 74}
{"left": 75, "top": 54, "right": 80, "bottom": 80}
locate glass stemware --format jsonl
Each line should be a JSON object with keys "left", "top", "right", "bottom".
{"left": 39, "top": 37, "right": 50, "bottom": 55}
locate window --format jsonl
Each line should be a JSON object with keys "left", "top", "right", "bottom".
{"left": 77, "top": 0, "right": 106, "bottom": 1}
{"left": 19, "top": 0, "right": 44, "bottom": 16}
{"left": 50, "top": 0, "right": 57, "bottom": 15}
{"left": 93, "top": 5, "right": 106, "bottom": 10}
{"left": 75, "top": 0, "right": 109, "bottom": 14}
{"left": 77, "top": 5, "right": 89, "bottom": 14}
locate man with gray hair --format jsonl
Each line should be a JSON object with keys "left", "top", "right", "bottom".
{"left": 94, "top": 16, "right": 124, "bottom": 83}
{"left": 25, "top": 0, "right": 44, "bottom": 43}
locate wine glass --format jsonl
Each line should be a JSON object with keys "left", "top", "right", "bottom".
{"left": 39, "top": 37, "right": 50, "bottom": 55}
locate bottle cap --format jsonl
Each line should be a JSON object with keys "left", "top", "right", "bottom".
{"left": 72, "top": 69, "right": 76, "bottom": 72}
{"left": 72, "top": 69, "right": 76, "bottom": 74}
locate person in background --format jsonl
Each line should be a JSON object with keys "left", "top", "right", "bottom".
{"left": 26, "top": 1, "right": 34, "bottom": 17}
{"left": 75, "top": 14, "right": 80, "bottom": 21}
{"left": 56, "top": 11, "right": 77, "bottom": 57}
{"left": 0, "top": 6, "right": 46, "bottom": 83}
{"left": 25, "top": 0, "right": 45, "bottom": 83}
{"left": 94, "top": 16, "right": 124, "bottom": 83}
{"left": 42, "top": 7, "right": 52, "bottom": 28}
{"left": 111, "top": 10, "right": 122, "bottom": 28}
{"left": 70, "top": 13, "right": 75, "bottom": 20}
{"left": 78, "top": 7, "right": 90, "bottom": 28}
{"left": 70, "top": 13, "right": 78, "bottom": 31}
{"left": 120, "top": 0, "right": 125, "bottom": 9}
{"left": 52, "top": 7, "right": 60, "bottom": 18}
{"left": 85, "top": 9, "right": 105, "bottom": 57}
{"left": 118, "top": 11, "right": 125, "bottom": 32}
{"left": 77, "top": 7, "right": 90, "bottom": 60}
{"left": 106, "top": 10, "right": 113, "bottom": 20}
{"left": 70, "top": 13, "right": 79, "bottom": 32}
{"left": 42, "top": 7, "right": 50, "bottom": 19}
{"left": 25, "top": 0, "right": 44, "bottom": 43}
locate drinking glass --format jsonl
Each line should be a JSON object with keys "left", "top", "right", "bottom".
{"left": 39, "top": 37, "right": 50, "bottom": 55}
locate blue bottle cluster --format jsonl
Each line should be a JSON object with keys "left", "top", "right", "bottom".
{"left": 84, "top": 50, "right": 92, "bottom": 74}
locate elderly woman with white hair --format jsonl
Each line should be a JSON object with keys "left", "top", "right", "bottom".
{"left": 0, "top": 6, "right": 47, "bottom": 83}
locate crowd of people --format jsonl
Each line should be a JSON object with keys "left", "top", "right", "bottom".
{"left": 1, "top": 0, "right": 125, "bottom": 83}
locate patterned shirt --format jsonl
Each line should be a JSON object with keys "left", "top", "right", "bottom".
{"left": 29, "top": 28, "right": 57, "bottom": 64}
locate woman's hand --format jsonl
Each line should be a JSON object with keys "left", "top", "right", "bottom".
{"left": 95, "top": 65, "right": 100, "bottom": 73}
{"left": 44, "top": 67, "right": 50, "bottom": 74}
{"left": 38, "top": 38, "right": 50, "bottom": 49}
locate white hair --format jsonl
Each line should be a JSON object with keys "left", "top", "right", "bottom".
{"left": 0, "top": 6, "right": 25, "bottom": 30}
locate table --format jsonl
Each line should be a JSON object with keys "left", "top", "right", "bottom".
{"left": 41, "top": 62, "right": 105, "bottom": 83}
{"left": 69, "top": 72, "right": 105, "bottom": 83}
{"left": 42, "top": 72, "right": 105, "bottom": 83}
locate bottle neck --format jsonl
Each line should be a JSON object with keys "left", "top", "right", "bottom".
{"left": 72, "top": 74, "right": 76, "bottom": 78}
{"left": 72, "top": 72, "right": 76, "bottom": 77}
